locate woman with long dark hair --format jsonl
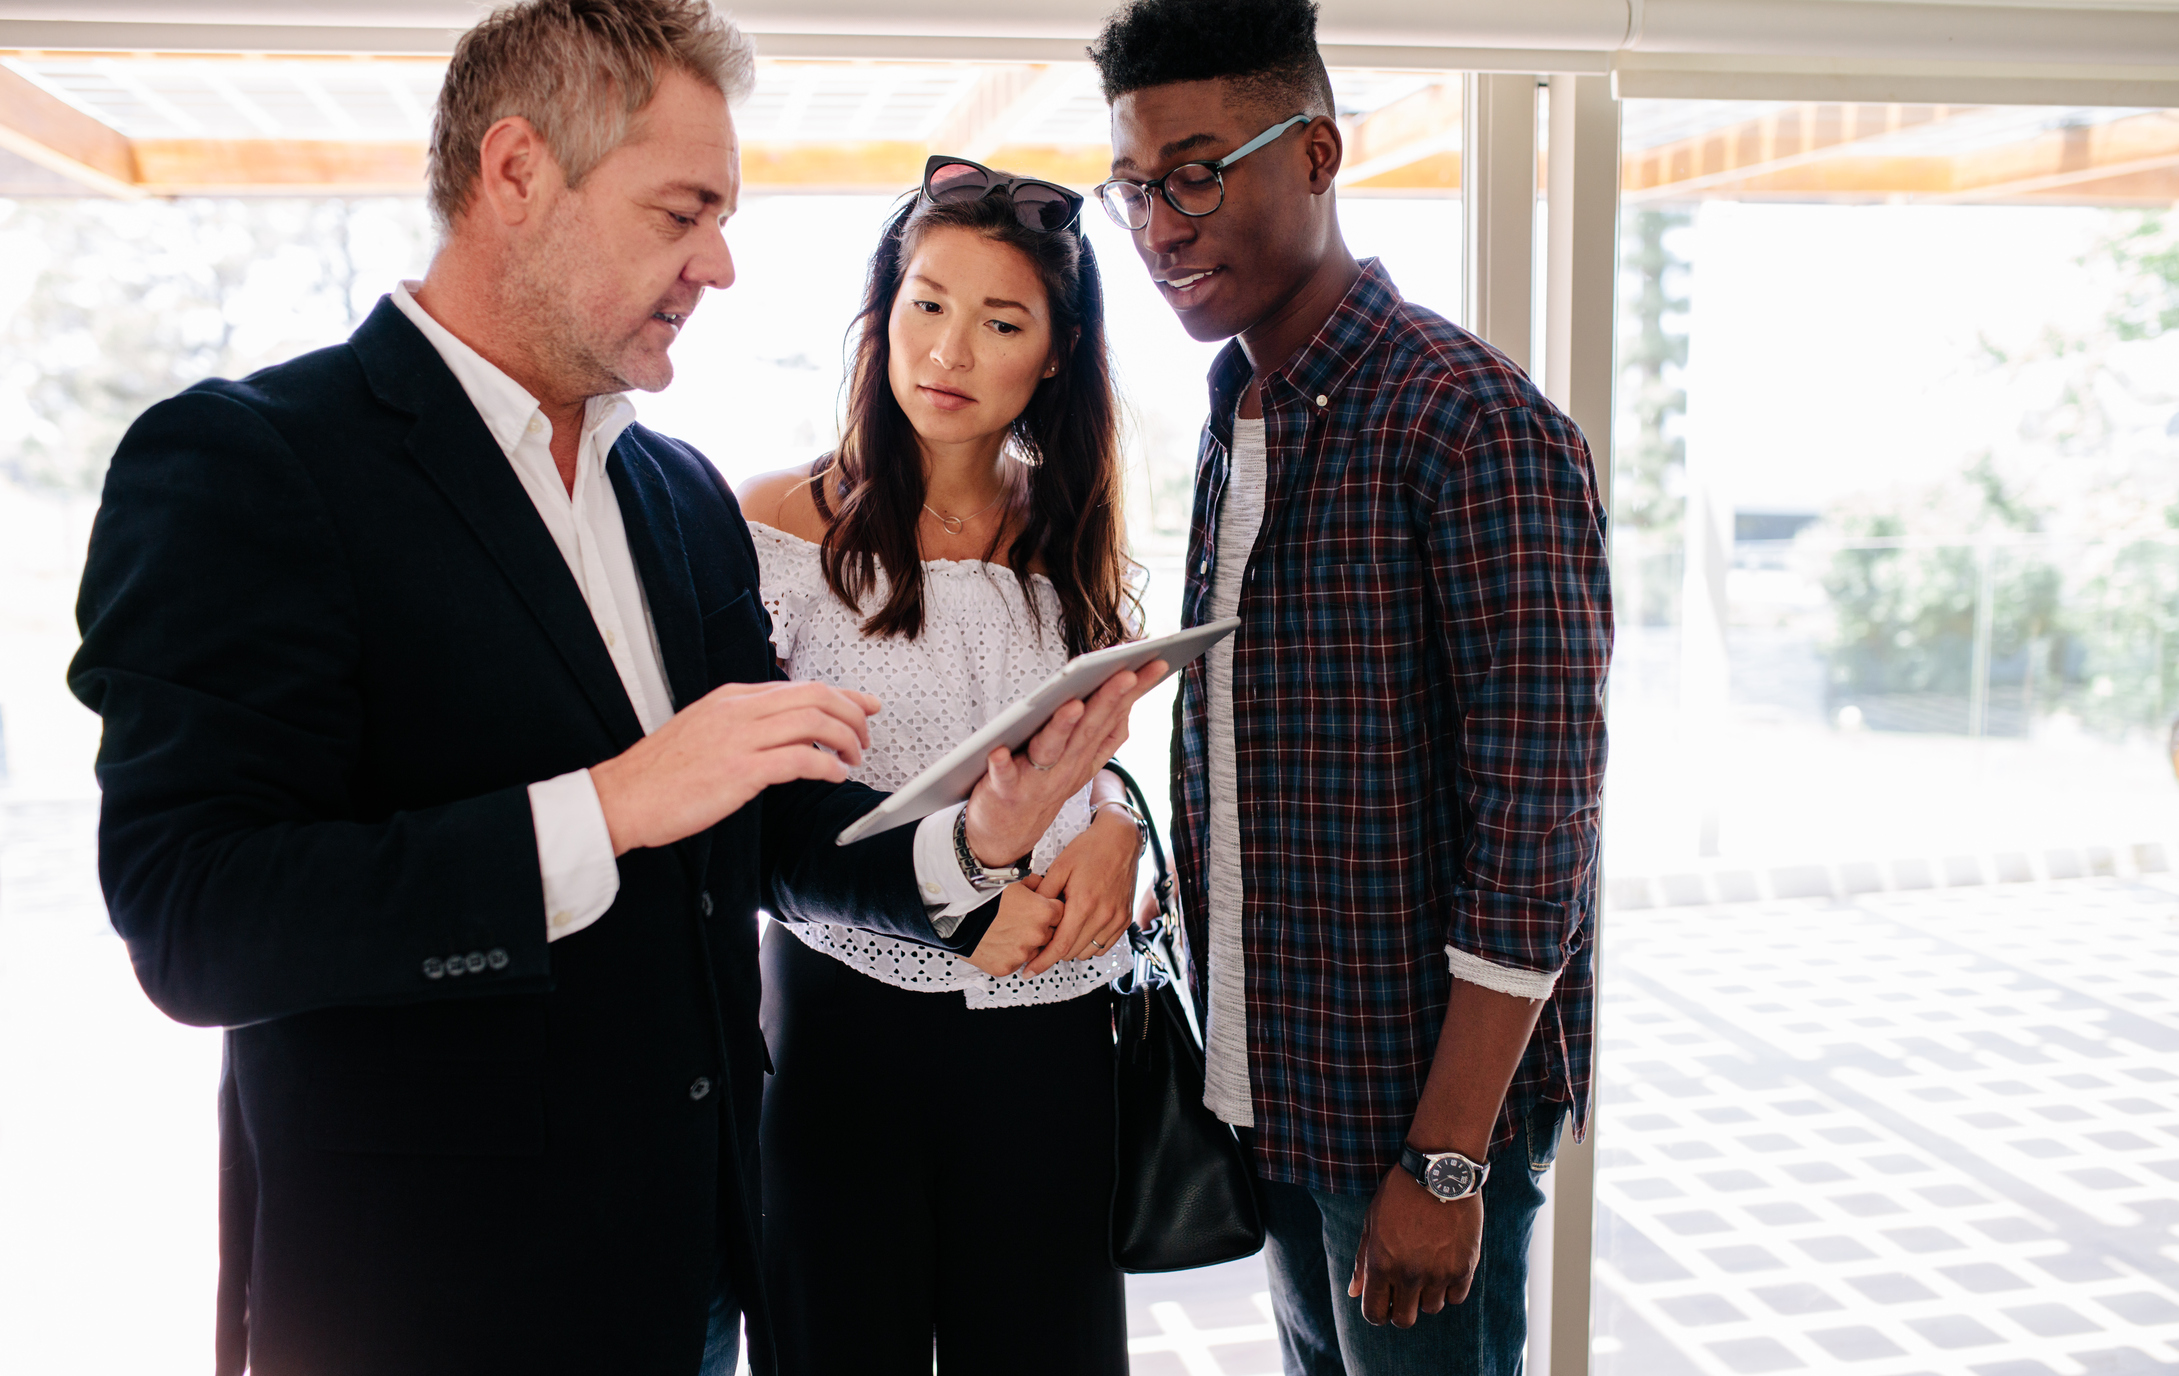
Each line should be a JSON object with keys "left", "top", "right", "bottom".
{"left": 736, "top": 162, "right": 1141, "bottom": 1374}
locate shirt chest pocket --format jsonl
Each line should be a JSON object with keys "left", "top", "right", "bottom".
{"left": 1275, "top": 559, "right": 1425, "bottom": 739}
{"left": 700, "top": 587, "right": 774, "bottom": 687}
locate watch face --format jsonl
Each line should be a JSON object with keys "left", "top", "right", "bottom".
{"left": 1425, "top": 1155, "right": 1477, "bottom": 1199}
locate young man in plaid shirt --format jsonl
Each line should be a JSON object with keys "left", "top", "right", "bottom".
{"left": 1092, "top": 2, "right": 1613, "bottom": 1370}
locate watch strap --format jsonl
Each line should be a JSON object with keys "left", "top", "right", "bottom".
{"left": 1400, "top": 1142, "right": 1488, "bottom": 1201}
{"left": 952, "top": 806, "right": 1028, "bottom": 892}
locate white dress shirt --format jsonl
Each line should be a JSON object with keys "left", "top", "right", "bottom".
{"left": 390, "top": 284, "right": 986, "bottom": 940}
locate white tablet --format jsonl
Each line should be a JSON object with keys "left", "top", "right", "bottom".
{"left": 833, "top": 617, "right": 1242, "bottom": 847}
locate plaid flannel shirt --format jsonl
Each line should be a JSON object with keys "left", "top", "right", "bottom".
{"left": 1169, "top": 260, "right": 1612, "bottom": 1195}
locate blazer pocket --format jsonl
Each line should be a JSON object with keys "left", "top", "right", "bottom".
{"left": 305, "top": 1070, "right": 545, "bottom": 1158}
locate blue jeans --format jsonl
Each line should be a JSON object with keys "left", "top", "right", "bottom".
{"left": 699, "top": 1269, "right": 740, "bottom": 1376}
{"left": 1260, "top": 1104, "right": 1567, "bottom": 1376}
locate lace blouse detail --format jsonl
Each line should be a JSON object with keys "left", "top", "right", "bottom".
{"left": 750, "top": 520, "right": 1127, "bottom": 1009}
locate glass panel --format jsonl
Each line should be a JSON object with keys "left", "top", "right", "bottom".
{"left": 1599, "top": 97, "right": 2179, "bottom": 1374}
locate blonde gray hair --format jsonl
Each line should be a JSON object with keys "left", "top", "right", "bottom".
{"left": 429, "top": 0, "right": 756, "bottom": 230}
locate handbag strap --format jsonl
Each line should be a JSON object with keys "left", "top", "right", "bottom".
{"left": 1099, "top": 760, "right": 1171, "bottom": 921}
{"left": 1100, "top": 760, "right": 1210, "bottom": 1051}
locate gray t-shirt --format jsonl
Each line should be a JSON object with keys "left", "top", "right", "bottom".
{"left": 1202, "top": 416, "right": 1267, "bottom": 1127}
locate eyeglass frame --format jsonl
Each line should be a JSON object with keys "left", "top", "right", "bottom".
{"left": 1092, "top": 114, "right": 1313, "bottom": 231}
{"left": 920, "top": 154, "right": 1086, "bottom": 233}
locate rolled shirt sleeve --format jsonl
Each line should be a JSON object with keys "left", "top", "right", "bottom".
{"left": 1427, "top": 400, "right": 1612, "bottom": 989}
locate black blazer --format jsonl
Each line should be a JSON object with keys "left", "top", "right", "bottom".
{"left": 70, "top": 298, "right": 975, "bottom": 1376}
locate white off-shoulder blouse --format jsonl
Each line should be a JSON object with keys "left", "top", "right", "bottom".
{"left": 747, "top": 520, "right": 1127, "bottom": 1009}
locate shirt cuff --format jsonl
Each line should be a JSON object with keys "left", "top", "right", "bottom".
{"left": 531, "top": 769, "right": 619, "bottom": 942}
{"left": 913, "top": 804, "right": 988, "bottom": 937}
{"left": 1444, "top": 944, "right": 1561, "bottom": 1000}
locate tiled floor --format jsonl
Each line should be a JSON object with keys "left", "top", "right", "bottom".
{"left": 1594, "top": 879, "right": 2179, "bottom": 1375}
{"left": 8, "top": 800, "right": 2176, "bottom": 1374}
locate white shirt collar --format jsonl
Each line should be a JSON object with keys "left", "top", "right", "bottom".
{"left": 391, "top": 281, "right": 637, "bottom": 462}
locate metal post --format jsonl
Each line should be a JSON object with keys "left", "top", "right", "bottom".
{"left": 1533, "top": 71, "right": 1623, "bottom": 1376}
{"left": 1464, "top": 72, "right": 1539, "bottom": 372}
{"left": 1969, "top": 540, "right": 1994, "bottom": 737}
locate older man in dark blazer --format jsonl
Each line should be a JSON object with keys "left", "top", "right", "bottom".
{"left": 67, "top": 4, "right": 1151, "bottom": 1374}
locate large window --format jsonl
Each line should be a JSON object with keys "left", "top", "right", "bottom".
{"left": 1597, "top": 99, "right": 2179, "bottom": 1375}
{"left": 0, "top": 55, "right": 1467, "bottom": 1375}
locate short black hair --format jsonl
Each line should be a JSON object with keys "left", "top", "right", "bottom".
{"left": 1087, "top": 0, "right": 1334, "bottom": 117}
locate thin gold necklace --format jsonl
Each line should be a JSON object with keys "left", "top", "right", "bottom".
{"left": 921, "top": 483, "right": 1012, "bottom": 536}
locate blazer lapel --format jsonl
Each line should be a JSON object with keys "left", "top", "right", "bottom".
{"left": 607, "top": 434, "right": 715, "bottom": 885}
{"left": 607, "top": 437, "right": 708, "bottom": 716}
{"left": 348, "top": 299, "right": 645, "bottom": 752}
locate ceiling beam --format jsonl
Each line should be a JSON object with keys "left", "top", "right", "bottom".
{"left": 0, "top": 61, "right": 139, "bottom": 194}
{"left": 1622, "top": 102, "right": 1980, "bottom": 203}
{"left": 1627, "top": 106, "right": 2179, "bottom": 205}
{"left": 1338, "top": 79, "right": 1464, "bottom": 188}
{"left": 129, "top": 138, "right": 423, "bottom": 194}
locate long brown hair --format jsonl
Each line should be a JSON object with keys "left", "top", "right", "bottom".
{"left": 810, "top": 190, "right": 1135, "bottom": 658}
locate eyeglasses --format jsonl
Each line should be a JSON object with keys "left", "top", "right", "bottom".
{"left": 921, "top": 155, "right": 1084, "bottom": 233}
{"left": 1093, "top": 114, "right": 1311, "bottom": 232}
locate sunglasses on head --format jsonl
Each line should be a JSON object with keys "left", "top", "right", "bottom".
{"left": 921, "top": 155, "right": 1085, "bottom": 234}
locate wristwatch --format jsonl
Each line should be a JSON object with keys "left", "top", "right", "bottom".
{"left": 953, "top": 806, "right": 1029, "bottom": 894}
{"left": 1399, "top": 1142, "right": 1489, "bottom": 1203}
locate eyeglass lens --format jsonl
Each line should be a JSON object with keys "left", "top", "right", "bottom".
{"left": 1097, "top": 164, "right": 1223, "bottom": 230}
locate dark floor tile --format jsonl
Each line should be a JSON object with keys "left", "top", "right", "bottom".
{"left": 1744, "top": 1202, "right": 1818, "bottom": 1227}
{"left": 1808, "top": 1325, "right": 1906, "bottom": 1361}
{"left": 2061, "top": 1346, "right": 2174, "bottom": 1375}
{"left": 1939, "top": 1263, "right": 2031, "bottom": 1293}
{"left": 1696, "top": 1170, "right": 1767, "bottom": 1193}
{"left": 1867, "top": 1153, "right": 1931, "bottom": 1175}
{"left": 1834, "top": 1192, "right": 1906, "bottom": 1217}
{"left": 2095, "top": 1291, "right": 2179, "bottom": 1325}
{"left": 1880, "top": 1226, "right": 1966, "bottom": 1254}
{"left": 2031, "top": 1253, "right": 2122, "bottom": 1284}
{"left": 1796, "top": 1235, "right": 1877, "bottom": 1263}
{"left": 1618, "top": 1177, "right": 1687, "bottom": 1200}
{"left": 1736, "top": 1133, "right": 1799, "bottom": 1153}
{"left": 2002, "top": 1304, "right": 2100, "bottom": 1338}
{"left": 1906, "top": 1315, "right": 2003, "bottom": 1349}
{"left": 1783, "top": 1162, "right": 1851, "bottom": 1184}
{"left": 1705, "top": 1337, "right": 1804, "bottom": 1373}
{"left": 1701, "top": 1245, "right": 1786, "bottom": 1274}
{"left": 1597, "top": 1207, "right": 1693, "bottom": 1284}
{"left": 1658, "top": 1294, "right": 1746, "bottom": 1327}
{"left": 1751, "top": 1283, "right": 1844, "bottom": 1316}
{"left": 1846, "top": 1273, "right": 1938, "bottom": 1304}
{"left": 1658, "top": 1210, "right": 1732, "bottom": 1236}
{"left": 1970, "top": 1216, "right": 2049, "bottom": 1244}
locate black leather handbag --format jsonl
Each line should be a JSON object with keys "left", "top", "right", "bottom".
{"left": 1103, "top": 763, "right": 1265, "bottom": 1273}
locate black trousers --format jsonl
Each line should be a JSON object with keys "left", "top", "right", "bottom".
{"left": 759, "top": 923, "right": 1128, "bottom": 1375}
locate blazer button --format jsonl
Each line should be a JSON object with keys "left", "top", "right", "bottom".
{"left": 486, "top": 948, "right": 509, "bottom": 971}
{"left": 698, "top": 891, "right": 713, "bottom": 917}
{"left": 689, "top": 1077, "right": 712, "bottom": 1101}
{"left": 443, "top": 953, "right": 465, "bottom": 978}
{"left": 464, "top": 951, "right": 486, "bottom": 974}
{"left": 422, "top": 957, "right": 445, "bottom": 980}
